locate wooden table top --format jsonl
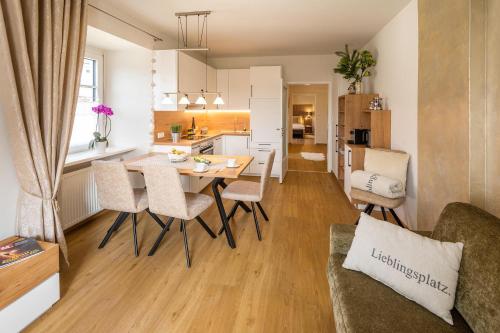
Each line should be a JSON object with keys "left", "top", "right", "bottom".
{"left": 124, "top": 153, "right": 253, "bottom": 179}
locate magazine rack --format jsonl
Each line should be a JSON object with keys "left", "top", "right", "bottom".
{"left": 0, "top": 237, "right": 59, "bottom": 310}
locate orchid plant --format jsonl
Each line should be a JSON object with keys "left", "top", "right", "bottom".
{"left": 89, "top": 104, "right": 114, "bottom": 149}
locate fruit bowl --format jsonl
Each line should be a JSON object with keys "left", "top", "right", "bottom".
{"left": 168, "top": 149, "right": 188, "bottom": 162}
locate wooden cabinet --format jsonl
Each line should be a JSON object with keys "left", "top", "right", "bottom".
{"left": 250, "top": 66, "right": 282, "bottom": 98}
{"left": 216, "top": 69, "right": 250, "bottom": 110}
{"left": 369, "top": 110, "right": 391, "bottom": 149}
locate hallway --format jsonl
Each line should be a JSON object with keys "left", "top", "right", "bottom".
{"left": 288, "top": 140, "right": 328, "bottom": 173}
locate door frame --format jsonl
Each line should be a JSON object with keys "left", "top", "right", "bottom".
{"left": 286, "top": 81, "right": 334, "bottom": 173}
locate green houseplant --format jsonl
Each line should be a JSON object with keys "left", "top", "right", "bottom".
{"left": 171, "top": 123, "right": 182, "bottom": 143}
{"left": 334, "top": 45, "right": 376, "bottom": 94}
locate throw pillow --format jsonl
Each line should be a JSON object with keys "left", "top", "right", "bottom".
{"left": 343, "top": 213, "right": 463, "bottom": 325}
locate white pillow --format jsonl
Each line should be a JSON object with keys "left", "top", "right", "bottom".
{"left": 343, "top": 213, "right": 463, "bottom": 325}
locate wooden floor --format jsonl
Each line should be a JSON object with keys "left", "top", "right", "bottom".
{"left": 26, "top": 171, "right": 358, "bottom": 333}
{"left": 288, "top": 141, "right": 328, "bottom": 172}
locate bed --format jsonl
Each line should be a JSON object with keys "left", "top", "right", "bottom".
{"left": 292, "top": 116, "right": 305, "bottom": 138}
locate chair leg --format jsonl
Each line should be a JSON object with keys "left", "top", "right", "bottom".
{"left": 132, "top": 213, "right": 139, "bottom": 257}
{"left": 389, "top": 209, "right": 405, "bottom": 228}
{"left": 180, "top": 222, "right": 183, "bottom": 232}
{"left": 251, "top": 202, "right": 262, "bottom": 241}
{"left": 355, "top": 204, "right": 372, "bottom": 225}
{"left": 256, "top": 202, "right": 269, "bottom": 222}
{"left": 196, "top": 216, "right": 216, "bottom": 238}
{"left": 146, "top": 208, "right": 166, "bottom": 228}
{"left": 98, "top": 212, "right": 128, "bottom": 249}
{"left": 366, "top": 204, "right": 375, "bottom": 215}
{"left": 381, "top": 207, "right": 388, "bottom": 221}
{"left": 181, "top": 219, "right": 191, "bottom": 268}
{"left": 148, "top": 217, "right": 175, "bottom": 256}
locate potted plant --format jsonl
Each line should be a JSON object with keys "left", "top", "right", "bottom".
{"left": 334, "top": 45, "right": 376, "bottom": 94}
{"left": 171, "top": 123, "right": 182, "bottom": 143}
{"left": 89, "top": 104, "right": 113, "bottom": 153}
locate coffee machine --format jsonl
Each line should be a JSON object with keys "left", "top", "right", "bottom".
{"left": 349, "top": 129, "right": 370, "bottom": 146}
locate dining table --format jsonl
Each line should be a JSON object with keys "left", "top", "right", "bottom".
{"left": 123, "top": 153, "right": 254, "bottom": 249}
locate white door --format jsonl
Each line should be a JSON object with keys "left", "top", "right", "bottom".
{"left": 228, "top": 69, "right": 250, "bottom": 109}
{"left": 216, "top": 69, "right": 229, "bottom": 110}
{"left": 224, "top": 135, "right": 249, "bottom": 156}
{"left": 250, "top": 99, "right": 282, "bottom": 143}
{"left": 250, "top": 66, "right": 282, "bottom": 99}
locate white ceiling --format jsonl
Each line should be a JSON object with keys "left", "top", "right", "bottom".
{"left": 92, "top": 0, "right": 411, "bottom": 57}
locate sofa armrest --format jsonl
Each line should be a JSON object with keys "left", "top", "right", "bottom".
{"left": 330, "top": 224, "right": 356, "bottom": 255}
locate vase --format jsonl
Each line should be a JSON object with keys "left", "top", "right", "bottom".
{"left": 171, "top": 132, "right": 180, "bottom": 143}
{"left": 348, "top": 83, "right": 356, "bottom": 94}
{"left": 96, "top": 141, "right": 107, "bottom": 154}
{"left": 355, "top": 81, "right": 362, "bottom": 94}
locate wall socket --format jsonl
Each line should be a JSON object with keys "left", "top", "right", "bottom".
{"left": 157, "top": 131, "right": 165, "bottom": 139}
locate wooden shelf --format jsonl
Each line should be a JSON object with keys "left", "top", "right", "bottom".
{"left": 0, "top": 237, "right": 59, "bottom": 310}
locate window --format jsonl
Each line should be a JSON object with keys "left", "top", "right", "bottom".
{"left": 69, "top": 49, "right": 103, "bottom": 153}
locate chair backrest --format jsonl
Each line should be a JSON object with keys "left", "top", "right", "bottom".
{"left": 92, "top": 161, "right": 137, "bottom": 212}
{"left": 142, "top": 165, "right": 188, "bottom": 219}
{"left": 432, "top": 202, "right": 500, "bottom": 333}
{"left": 260, "top": 149, "right": 276, "bottom": 198}
{"left": 364, "top": 148, "right": 410, "bottom": 191}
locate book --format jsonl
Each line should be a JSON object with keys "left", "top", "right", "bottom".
{"left": 0, "top": 238, "right": 44, "bottom": 268}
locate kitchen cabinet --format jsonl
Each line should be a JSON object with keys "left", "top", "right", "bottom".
{"left": 214, "top": 136, "right": 224, "bottom": 155}
{"left": 153, "top": 50, "right": 178, "bottom": 111}
{"left": 250, "top": 66, "right": 282, "bottom": 99}
{"left": 216, "top": 69, "right": 250, "bottom": 110}
{"left": 224, "top": 135, "right": 249, "bottom": 156}
{"left": 250, "top": 99, "right": 283, "bottom": 143}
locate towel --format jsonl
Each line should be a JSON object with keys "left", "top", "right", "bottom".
{"left": 351, "top": 170, "right": 405, "bottom": 198}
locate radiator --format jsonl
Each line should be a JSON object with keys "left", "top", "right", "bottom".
{"left": 59, "top": 167, "right": 102, "bottom": 230}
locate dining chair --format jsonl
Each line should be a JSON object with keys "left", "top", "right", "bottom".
{"left": 218, "top": 150, "right": 276, "bottom": 241}
{"left": 92, "top": 161, "right": 166, "bottom": 257}
{"left": 351, "top": 148, "right": 410, "bottom": 227}
{"left": 142, "top": 165, "right": 217, "bottom": 268}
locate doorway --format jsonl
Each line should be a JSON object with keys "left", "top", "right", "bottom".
{"left": 287, "top": 84, "right": 329, "bottom": 172}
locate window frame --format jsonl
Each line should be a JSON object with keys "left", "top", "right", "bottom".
{"left": 69, "top": 47, "right": 104, "bottom": 154}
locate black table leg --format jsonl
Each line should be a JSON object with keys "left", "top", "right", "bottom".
{"left": 211, "top": 177, "right": 236, "bottom": 249}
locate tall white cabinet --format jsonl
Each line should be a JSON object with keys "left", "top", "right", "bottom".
{"left": 249, "top": 66, "right": 286, "bottom": 182}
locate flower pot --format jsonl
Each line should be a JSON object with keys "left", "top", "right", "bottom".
{"left": 355, "top": 81, "right": 362, "bottom": 94}
{"left": 171, "top": 132, "right": 180, "bottom": 143}
{"left": 96, "top": 141, "right": 107, "bottom": 154}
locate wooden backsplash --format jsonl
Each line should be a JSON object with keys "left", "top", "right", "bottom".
{"left": 154, "top": 111, "right": 250, "bottom": 137}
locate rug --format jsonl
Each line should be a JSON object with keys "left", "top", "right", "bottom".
{"left": 300, "top": 152, "right": 326, "bottom": 161}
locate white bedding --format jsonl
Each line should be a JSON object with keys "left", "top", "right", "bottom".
{"left": 292, "top": 123, "right": 305, "bottom": 130}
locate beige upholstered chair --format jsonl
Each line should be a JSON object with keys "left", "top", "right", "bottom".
{"left": 219, "top": 150, "right": 276, "bottom": 240}
{"left": 142, "top": 165, "right": 216, "bottom": 268}
{"left": 92, "top": 161, "right": 165, "bottom": 257}
{"left": 351, "top": 148, "right": 410, "bottom": 227}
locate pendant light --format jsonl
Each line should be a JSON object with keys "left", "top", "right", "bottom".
{"left": 195, "top": 90, "right": 207, "bottom": 105}
{"left": 178, "top": 94, "right": 190, "bottom": 105}
{"left": 161, "top": 93, "right": 174, "bottom": 105}
{"left": 213, "top": 94, "right": 224, "bottom": 105}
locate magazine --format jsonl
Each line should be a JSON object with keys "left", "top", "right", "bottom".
{"left": 0, "top": 238, "right": 44, "bottom": 268}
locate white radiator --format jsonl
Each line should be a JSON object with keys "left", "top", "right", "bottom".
{"left": 59, "top": 167, "right": 102, "bottom": 230}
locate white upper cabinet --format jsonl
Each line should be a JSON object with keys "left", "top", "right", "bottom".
{"left": 228, "top": 69, "right": 250, "bottom": 109}
{"left": 153, "top": 50, "right": 178, "bottom": 111}
{"left": 178, "top": 51, "right": 204, "bottom": 93}
{"left": 216, "top": 69, "right": 229, "bottom": 110}
{"left": 216, "top": 69, "right": 250, "bottom": 110}
{"left": 250, "top": 66, "right": 282, "bottom": 99}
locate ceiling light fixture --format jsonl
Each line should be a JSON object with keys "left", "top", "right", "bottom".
{"left": 178, "top": 94, "right": 190, "bottom": 105}
{"left": 195, "top": 90, "right": 207, "bottom": 105}
{"left": 161, "top": 93, "right": 174, "bottom": 105}
{"left": 213, "top": 94, "right": 224, "bottom": 105}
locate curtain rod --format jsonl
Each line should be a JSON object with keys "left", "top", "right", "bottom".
{"left": 88, "top": 4, "right": 163, "bottom": 42}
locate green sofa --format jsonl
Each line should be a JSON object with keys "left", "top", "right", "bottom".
{"left": 327, "top": 203, "right": 500, "bottom": 333}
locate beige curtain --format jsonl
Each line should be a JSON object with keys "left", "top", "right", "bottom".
{"left": 0, "top": 0, "right": 88, "bottom": 261}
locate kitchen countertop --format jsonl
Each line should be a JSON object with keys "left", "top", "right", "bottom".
{"left": 154, "top": 131, "right": 250, "bottom": 146}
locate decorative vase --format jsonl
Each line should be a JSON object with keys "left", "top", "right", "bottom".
{"left": 355, "top": 81, "right": 362, "bottom": 94}
{"left": 96, "top": 141, "right": 107, "bottom": 154}
{"left": 348, "top": 83, "right": 356, "bottom": 94}
{"left": 171, "top": 132, "right": 180, "bottom": 143}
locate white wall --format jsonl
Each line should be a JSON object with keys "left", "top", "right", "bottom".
{"left": 0, "top": 107, "right": 19, "bottom": 239}
{"left": 363, "top": 0, "right": 419, "bottom": 229}
{"left": 104, "top": 47, "right": 153, "bottom": 154}
{"left": 210, "top": 54, "right": 337, "bottom": 170}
